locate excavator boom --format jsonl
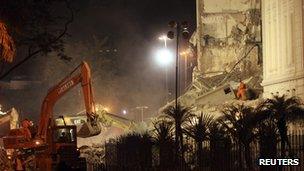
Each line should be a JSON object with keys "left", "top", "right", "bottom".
{"left": 38, "top": 61, "right": 101, "bottom": 140}
{"left": 2, "top": 61, "right": 99, "bottom": 171}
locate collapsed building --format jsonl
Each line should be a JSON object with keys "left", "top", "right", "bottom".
{"left": 161, "top": 0, "right": 304, "bottom": 118}
{"left": 0, "top": 108, "right": 19, "bottom": 145}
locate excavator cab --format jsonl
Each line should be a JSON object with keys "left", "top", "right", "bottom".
{"left": 56, "top": 114, "right": 101, "bottom": 138}
{"left": 53, "top": 127, "right": 76, "bottom": 144}
{"left": 52, "top": 125, "right": 86, "bottom": 170}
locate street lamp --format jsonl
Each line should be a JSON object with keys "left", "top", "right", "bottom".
{"left": 167, "top": 21, "right": 190, "bottom": 109}
{"left": 135, "top": 106, "right": 148, "bottom": 122}
{"left": 158, "top": 35, "right": 169, "bottom": 48}
{"left": 155, "top": 48, "right": 173, "bottom": 66}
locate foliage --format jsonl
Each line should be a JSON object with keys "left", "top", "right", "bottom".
{"left": 263, "top": 95, "right": 304, "bottom": 157}
{"left": 257, "top": 117, "right": 278, "bottom": 159}
{"left": 152, "top": 121, "right": 174, "bottom": 145}
{"left": 161, "top": 104, "right": 194, "bottom": 162}
{"left": 209, "top": 122, "right": 233, "bottom": 170}
{"left": 219, "top": 104, "right": 262, "bottom": 169}
{"left": 102, "top": 97, "right": 304, "bottom": 170}
{"left": 184, "top": 112, "right": 214, "bottom": 142}
{"left": 115, "top": 132, "right": 153, "bottom": 170}
{"left": 151, "top": 121, "right": 175, "bottom": 169}
{"left": 0, "top": 0, "right": 74, "bottom": 78}
{"left": 183, "top": 112, "right": 214, "bottom": 168}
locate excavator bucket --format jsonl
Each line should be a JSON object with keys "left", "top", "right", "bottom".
{"left": 77, "top": 120, "right": 101, "bottom": 138}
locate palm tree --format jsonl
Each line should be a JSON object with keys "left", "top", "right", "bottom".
{"left": 220, "top": 104, "right": 263, "bottom": 169}
{"left": 152, "top": 121, "right": 175, "bottom": 169}
{"left": 209, "top": 122, "right": 232, "bottom": 170}
{"left": 116, "top": 132, "right": 153, "bottom": 170}
{"left": 264, "top": 95, "right": 304, "bottom": 157}
{"left": 258, "top": 117, "right": 279, "bottom": 171}
{"left": 258, "top": 117, "right": 278, "bottom": 159}
{"left": 162, "top": 104, "right": 194, "bottom": 164}
{"left": 183, "top": 112, "right": 214, "bottom": 169}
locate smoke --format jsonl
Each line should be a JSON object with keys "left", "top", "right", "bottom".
{"left": 1, "top": 0, "right": 195, "bottom": 122}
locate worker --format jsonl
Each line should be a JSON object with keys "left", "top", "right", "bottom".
{"left": 21, "top": 119, "right": 32, "bottom": 140}
{"left": 59, "top": 132, "right": 68, "bottom": 142}
{"left": 236, "top": 80, "right": 247, "bottom": 100}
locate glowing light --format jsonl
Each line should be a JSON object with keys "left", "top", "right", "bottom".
{"left": 158, "top": 35, "right": 168, "bottom": 41}
{"left": 155, "top": 48, "right": 173, "bottom": 66}
{"left": 180, "top": 50, "right": 190, "bottom": 56}
{"left": 122, "top": 110, "right": 127, "bottom": 115}
{"left": 35, "top": 140, "right": 41, "bottom": 145}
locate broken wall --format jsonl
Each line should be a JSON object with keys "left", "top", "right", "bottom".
{"left": 173, "top": 0, "right": 263, "bottom": 114}
{"left": 198, "top": 0, "right": 261, "bottom": 78}
{"left": 190, "top": 0, "right": 262, "bottom": 98}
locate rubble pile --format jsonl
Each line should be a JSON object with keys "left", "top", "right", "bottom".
{"left": 79, "top": 144, "right": 105, "bottom": 165}
{"left": 0, "top": 148, "right": 9, "bottom": 171}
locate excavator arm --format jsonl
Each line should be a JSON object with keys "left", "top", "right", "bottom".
{"left": 37, "top": 61, "right": 100, "bottom": 141}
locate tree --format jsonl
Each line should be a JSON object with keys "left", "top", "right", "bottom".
{"left": 258, "top": 117, "right": 278, "bottom": 159}
{"left": 264, "top": 95, "right": 304, "bottom": 157}
{"left": 209, "top": 122, "right": 232, "bottom": 170}
{"left": 152, "top": 121, "right": 175, "bottom": 169}
{"left": 220, "top": 104, "right": 264, "bottom": 169}
{"left": 257, "top": 117, "right": 279, "bottom": 171}
{"left": 161, "top": 104, "right": 193, "bottom": 165}
{"left": 0, "top": 0, "right": 74, "bottom": 79}
{"left": 183, "top": 112, "right": 214, "bottom": 169}
{"left": 116, "top": 133, "right": 152, "bottom": 170}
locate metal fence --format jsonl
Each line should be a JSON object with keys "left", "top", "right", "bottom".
{"left": 99, "top": 130, "right": 304, "bottom": 171}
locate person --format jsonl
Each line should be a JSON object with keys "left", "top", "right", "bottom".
{"left": 236, "top": 80, "right": 247, "bottom": 100}
{"left": 21, "top": 119, "right": 32, "bottom": 140}
{"left": 59, "top": 132, "right": 68, "bottom": 142}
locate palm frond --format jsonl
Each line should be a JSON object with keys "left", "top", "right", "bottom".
{"left": 184, "top": 112, "right": 214, "bottom": 142}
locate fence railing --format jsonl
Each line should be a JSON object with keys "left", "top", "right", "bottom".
{"left": 96, "top": 130, "right": 304, "bottom": 171}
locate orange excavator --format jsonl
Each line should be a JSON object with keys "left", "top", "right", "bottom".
{"left": 2, "top": 61, "right": 101, "bottom": 170}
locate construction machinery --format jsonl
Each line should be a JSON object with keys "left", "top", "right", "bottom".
{"left": 2, "top": 61, "right": 101, "bottom": 170}
{"left": 64, "top": 109, "right": 134, "bottom": 131}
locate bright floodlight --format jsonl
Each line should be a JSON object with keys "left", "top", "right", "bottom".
{"left": 158, "top": 35, "right": 167, "bottom": 40}
{"left": 122, "top": 110, "right": 127, "bottom": 115}
{"left": 155, "top": 48, "right": 173, "bottom": 66}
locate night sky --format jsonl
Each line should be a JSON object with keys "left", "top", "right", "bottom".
{"left": 2, "top": 0, "right": 196, "bottom": 121}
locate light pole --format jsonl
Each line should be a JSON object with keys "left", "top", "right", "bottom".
{"left": 135, "top": 106, "right": 148, "bottom": 122}
{"left": 167, "top": 21, "right": 189, "bottom": 109}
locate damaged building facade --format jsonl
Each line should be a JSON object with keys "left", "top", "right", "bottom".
{"left": 175, "top": 0, "right": 262, "bottom": 114}
{"left": 171, "top": 0, "right": 304, "bottom": 116}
